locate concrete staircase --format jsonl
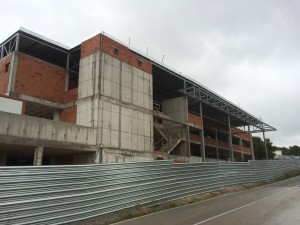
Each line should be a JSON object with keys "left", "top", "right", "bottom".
{"left": 153, "top": 123, "right": 184, "bottom": 154}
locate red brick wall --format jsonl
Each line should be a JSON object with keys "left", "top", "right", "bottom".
{"left": 231, "top": 127, "right": 251, "bottom": 142}
{"left": 0, "top": 56, "right": 11, "bottom": 94}
{"left": 15, "top": 53, "right": 67, "bottom": 103}
{"left": 188, "top": 112, "right": 203, "bottom": 126}
{"left": 203, "top": 117, "right": 228, "bottom": 132}
{"left": 204, "top": 118, "right": 251, "bottom": 142}
{"left": 80, "top": 34, "right": 101, "bottom": 59}
{"left": 64, "top": 88, "right": 78, "bottom": 103}
{"left": 60, "top": 106, "right": 77, "bottom": 124}
{"left": 80, "top": 34, "right": 152, "bottom": 74}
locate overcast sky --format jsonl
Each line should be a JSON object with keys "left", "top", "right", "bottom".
{"left": 1, "top": 0, "right": 299, "bottom": 147}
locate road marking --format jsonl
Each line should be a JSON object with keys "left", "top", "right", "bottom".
{"left": 192, "top": 185, "right": 299, "bottom": 225}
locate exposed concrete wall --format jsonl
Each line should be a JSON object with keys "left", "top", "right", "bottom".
{"left": 101, "top": 148, "right": 153, "bottom": 163}
{"left": 162, "top": 96, "right": 189, "bottom": 156}
{"left": 77, "top": 49, "right": 153, "bottom": 163}
{"left": 162, "top": 96, "right": 188, "bottom": 123}
{"left": 0, "top": 111, "right": 97, "bottom": 150}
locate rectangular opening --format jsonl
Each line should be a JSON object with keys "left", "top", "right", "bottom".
{"left": 114, "top": 48, "right": 119, "bottom": 56}
{"left": 137, "top": 59, "right": 143, "bottom": 67}
{"left": 5, "top": 63, "right": 10, "bottom": 73}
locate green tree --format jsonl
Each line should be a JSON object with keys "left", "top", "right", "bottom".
{"left": 253, "top": 137, "right": 276, "bottom": 160}
{"left": 289, "top": 145, "right": 300, "bottom": 156}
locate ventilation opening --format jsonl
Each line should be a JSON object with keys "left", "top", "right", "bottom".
{"left": 137, "top": 59, "right": 143, "bottom": 67}
{"left": 114, "top": 48, "right": 119, "bottom": 56}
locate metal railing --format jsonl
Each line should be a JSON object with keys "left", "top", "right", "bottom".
{"left": 0, "top": 160, "right": 299, "bottom": 224}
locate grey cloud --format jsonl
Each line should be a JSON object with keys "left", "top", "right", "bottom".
{"left": 1, "top": 0, "right": 299, "bottom": 147}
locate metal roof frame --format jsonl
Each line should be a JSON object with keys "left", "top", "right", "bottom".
{"left": 0, "top": 28, "right": 80, "bottom": 78}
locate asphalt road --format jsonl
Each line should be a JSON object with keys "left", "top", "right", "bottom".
{"left": 114, "top": 176, "right": 300, "bottom": 225}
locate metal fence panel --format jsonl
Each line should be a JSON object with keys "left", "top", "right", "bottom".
{"left": 173, "top": 163, "right": 223, "bottom": 198}
{"left": 0, "top": 160, "right": 299, "bottom": 224}
{"left": 219, "top": 162, "right": 252, "bottom": 186}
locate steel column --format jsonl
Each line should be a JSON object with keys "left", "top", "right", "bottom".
{"left": 248, "top": 126, "right": 255, "bottom": 160}
{"left": 262, "top": 129, "right": 269, "bottom": 160}
{"left": 200, "top": 102, "right": 206, "bottom": 162}
{"left": 65, "top": 53, "right": 70, "bottom": 91}
{"left": 240, "top": 138, "right": 244, "bottom": 162}
{"left": 215, "top": 130, "right": 219, "bottom": 161}
{"left": 228, "top": 115, "right": 234, "bottom": 161}
{"left": 15, "top": 33, "right": 20, "bottom": 51}
{"left": 0, "top": 45, "right": 3, "bottom": 59}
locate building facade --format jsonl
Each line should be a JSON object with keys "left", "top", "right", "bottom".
{"left": 0, "top": 28, "right": 276, "bottom": 165}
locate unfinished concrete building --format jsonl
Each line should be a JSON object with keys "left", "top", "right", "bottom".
{"left": 0, "top": 28, "right": 276, "bottom": 165}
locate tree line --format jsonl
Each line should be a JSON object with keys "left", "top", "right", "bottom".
{"left": 252, "top": 136, "right": 300, "bottom": 160}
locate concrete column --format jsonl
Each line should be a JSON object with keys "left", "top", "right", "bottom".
{"left": 228, "top": 115, "right": 234, "bottom": 161}
{"left": 215, "top": 130, "right": 219, "bottom": 161}
{"left": 0, "top": 152, "right": 7, "bottom": 166}
{"left": 186, "top": 125, "right": 191, "bottom": 160}
{"left": 7, "top": 51, "right": 18, "bottom": 94}
{"left": 33, "top": 146, "right": 44, "bottom": 166}
{"left": 53, "top": 110, "right": 61, "bottom": 121}
{"left": 200, "top": 102, "right": 206, "bottom": 162}
{"left": 262, "top": 130, "right": 268, "bottom": 160}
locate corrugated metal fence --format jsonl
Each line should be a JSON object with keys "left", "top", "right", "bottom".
{"left": 0, "top": 160, "right": 299, "bottom": 224}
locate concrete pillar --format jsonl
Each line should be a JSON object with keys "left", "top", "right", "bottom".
{"left": 33, "top": 146, "right": 43, "bottom": 166}
{"left": 186, "top": 126, "right": 191, "bottom": 160}
{"left": 0, "top": 152, "right": 7, "bottom": 166}
{"left": 7, "top": 51, "right": 18, "bottom": 94}
{"left": 228, "top": 115, "right": 234, "bottom": 161}
{"left": 53, "top": 110, "right": 61, "bottom": 121}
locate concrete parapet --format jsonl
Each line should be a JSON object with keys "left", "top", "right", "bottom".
{"left": 0, "top": 111, "right": 98, "bottom": 150}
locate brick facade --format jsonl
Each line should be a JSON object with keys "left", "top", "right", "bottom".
{"left": 0, "top": 55, "right": 11, "bottom": 95}
{"left": 80, "top": 34, "right": 152, "bottom": 74}
{"left": 188, "top": 112, "right": 203, "bottom": 126}
{"left": 60, "top": 106, "right": 77, "bottom": 124}
{"left": 15, "top": 53, "right": 67, "bottom": 103}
